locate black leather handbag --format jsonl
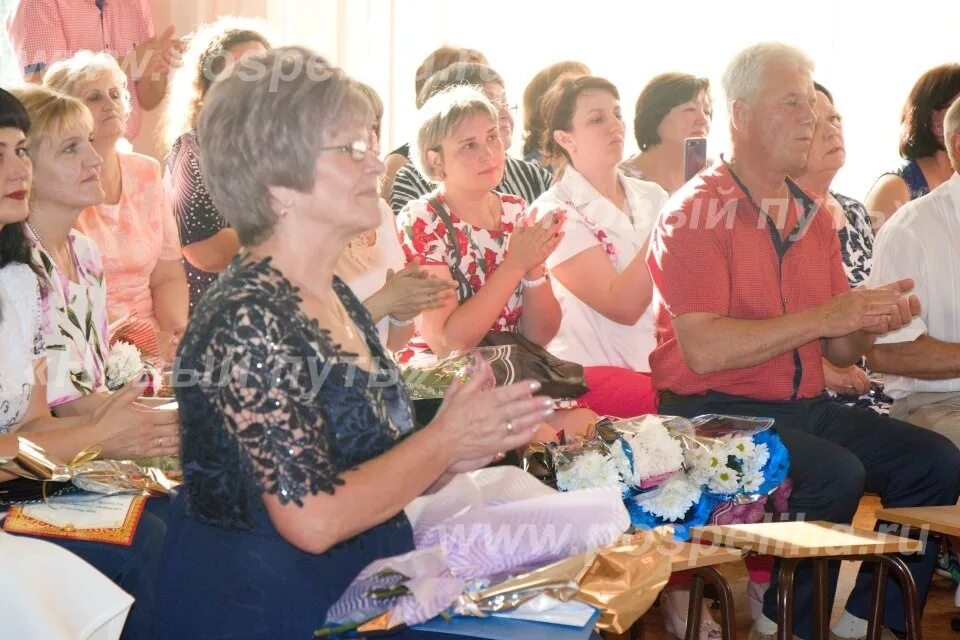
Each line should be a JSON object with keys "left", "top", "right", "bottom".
{"left": 427, "top": 197, "right": 588, "bottom": 399}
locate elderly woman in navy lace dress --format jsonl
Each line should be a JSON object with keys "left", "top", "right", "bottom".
{"left": 154, "top": 47, "right": 553, "bottom": 640}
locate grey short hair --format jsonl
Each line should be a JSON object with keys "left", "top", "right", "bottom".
{"left": 722, "top": 42, "right": 815, "bottom": 106}
{"left": 43, "top": 50, "right": 131, "bottom": 118}
{"left": 197, "top": 46, "right": 372, "bottom": 246}
{"left": 412, "top": 84, "right": 498, "bottom": 184}
{"left": 945, "top": 96, "right": 960, "bottom": 170}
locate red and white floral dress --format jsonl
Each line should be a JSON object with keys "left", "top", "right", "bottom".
{"left": 395, "top": 190, "right": 526, "bottom": 367}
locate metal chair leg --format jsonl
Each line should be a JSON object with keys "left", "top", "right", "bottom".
{"left": 777, "top": 558, "right": 799, "bottom": 640}
{"left": 696, "top": 566, "right": 736, "bottom": 640}
{"left": 687, "top": 572, "right": 705, "bottom": 640}
{"left": 866, "top": 558, "right": 888, "bottom": 640}
{"left": 871, "top": 554, "right": 922, "bottom": 640}
{"left": 813, "top": 559, "right": 830, "bottom": 640}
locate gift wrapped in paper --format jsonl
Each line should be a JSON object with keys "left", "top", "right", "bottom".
{"left": 1, "top": 437, "right": 179, "bottom": 497}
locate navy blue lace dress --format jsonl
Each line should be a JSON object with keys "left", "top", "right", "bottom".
{"left": 154, "top": 257, "right": 421, "bottom": 639}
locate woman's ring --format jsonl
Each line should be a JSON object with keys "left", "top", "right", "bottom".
{"left": 505, "top": 421, "right": 514, "bottom": 433}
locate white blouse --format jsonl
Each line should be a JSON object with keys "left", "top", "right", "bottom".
{"left": 0, "top": 262, "right": 44, "bottom": 433}
{"left": 335, "top": 200, "right": 407, "bottom": 347}
{"left": 530, "top": 167, "right": 667, "bottom": 372}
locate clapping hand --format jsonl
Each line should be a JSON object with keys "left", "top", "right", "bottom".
{"left": 133, "top": 25, "right": 185, "bottom": 80}
{"left": 89, "top": 373, "right": 180, "bottom": 459}
{"left": 822, "top": 278, "right": 920, "bottom": 337}
{"left": 503, "top": 210, "right": 566, "bottom": 278}
{"left": 430, "top": 359, "right": 553, "bottom": 470}
{"left": 380, "top": 261, "right": 457, "bottom": 322}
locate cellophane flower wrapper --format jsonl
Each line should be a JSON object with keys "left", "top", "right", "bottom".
{"left": 400, "top": 348, "right": 500, "bottom": 399}
{"left": 322, "top": 547, "right": 466, "bottom": 629}
{"left": 595, "top": 415, "right": 693, "bottom": 490}
{"left": 2, "top": 437, "right": 179, "bottom": 496}
{"left": 410, "top": 467, "right": 629, "bottom": 583}
{"left": 679, "top": 414, "right": 791, "bottom": 525}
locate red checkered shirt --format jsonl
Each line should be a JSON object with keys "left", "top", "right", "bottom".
{"left": 647, "top": 162, "right": 850, "bottom": 402}
{"left": 5, "top": 0, "right": 155, "bottom": 139}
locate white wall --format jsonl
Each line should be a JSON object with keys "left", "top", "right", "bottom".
{"left": 130, "top": 0, "right": 960, "bottom": 200}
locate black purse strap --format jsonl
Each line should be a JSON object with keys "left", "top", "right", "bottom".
{"left": 428, "top": 195, "right": 474, "bottom": 302}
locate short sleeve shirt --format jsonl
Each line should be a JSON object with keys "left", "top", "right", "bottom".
{"left": 0, "top": 263, "right": 44, "bottom": 433}
{"left": 529, "top": 166, "right": 667, "bottom": 371}
{"left": 6, "top": 0, "right": 156, "bottom": 139}
{"left": 75, "top": 152, "right": 181, "bottom": 328}
{"left": 648, "top": 163, "right": 849, "bottom": 401}
{"left": 394, "top": 191, "right": 526, "bottom": 366}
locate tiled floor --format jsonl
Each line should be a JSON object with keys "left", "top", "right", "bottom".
{"left": 639, "top": 496, "right": 958, "bottom": 640}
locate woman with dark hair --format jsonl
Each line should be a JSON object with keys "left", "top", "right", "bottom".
{"left": 620, "top": 72, "right": 712, "bottom": 193}
{"left": 521, "top": 60, "right": 591, "bottom": 165}
{"left": 163, "top": 18, "right": 272, "bottom": 310}
{"left": 865, "top": 63, "right": 960, "bottom": 228}
{"left": 0, "top": 86, "right": 168, "bottom": 640}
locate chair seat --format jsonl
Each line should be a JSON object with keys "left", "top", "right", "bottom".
{"left": 691, "top": 521, "right": 922, "bottom": 559}
{"left": 876, "top": 505, "right": 960, "bottom": 537}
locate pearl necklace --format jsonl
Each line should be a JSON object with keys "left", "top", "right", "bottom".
{"left": 27, "top": 221, "right": 77, "bottom": 283}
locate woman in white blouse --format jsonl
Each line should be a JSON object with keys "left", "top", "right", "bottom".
{"left": 529, "top": 73, "right": 718, "bottom": 640}
{"left": 529, "top": 74, "right": 667, "bottom": 419}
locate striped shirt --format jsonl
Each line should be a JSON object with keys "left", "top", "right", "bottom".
{"left": 389, "top": 156, "right": 553, "bottom": 214}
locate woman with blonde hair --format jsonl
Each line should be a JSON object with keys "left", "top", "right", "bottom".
{"left": 162, "top": 17, "right": 271, "bottom": 310}
{"left": 44, "top": 51, "right": 188, "bottom": 359}
{"left": 11, "top": 84, "right": 180, "bottom": 453}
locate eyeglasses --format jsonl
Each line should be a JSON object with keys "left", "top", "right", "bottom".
{"left": 317, "top": 139, "right": 370, "bottom": 162}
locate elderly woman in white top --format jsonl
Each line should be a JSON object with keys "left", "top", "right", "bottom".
{"left": 529, "top": 75, "right": 667, "bottom": 420}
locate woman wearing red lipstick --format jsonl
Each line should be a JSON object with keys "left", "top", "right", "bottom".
{"left": 45, "top": 51, "right": 188, "bottom": 361}
{"left": 621, "top": 72, "right": 713, "bottom": 193}
{"left": 0, "top": 86, "right": 170, "bottom": 639}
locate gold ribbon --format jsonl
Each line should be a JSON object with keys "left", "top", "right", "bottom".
{"left": 41, "top": 443, "right": 104, "bottom": 505}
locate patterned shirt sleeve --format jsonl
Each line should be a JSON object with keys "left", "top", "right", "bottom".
{"left": 169, "top": 135, "right": 227, "bottom": 247}
{"left": 396, "top": 199, "right": 449, "bottom": 267}
{"left": 6, "top": 0, "right": 67, "bottom": 75}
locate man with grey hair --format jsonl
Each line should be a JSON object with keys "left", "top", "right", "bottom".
{"left": 649, "top": 42, "right": 960, "bottom": 640}
{"left": 867, "top": 95, "right": 960, "bottom": 445}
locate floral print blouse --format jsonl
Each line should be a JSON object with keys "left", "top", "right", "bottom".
{"left": 29, "top": 229, "right": 110, "bottom": 408}
{"left": 395, "top": 190, "right": 525, "bottom": 366}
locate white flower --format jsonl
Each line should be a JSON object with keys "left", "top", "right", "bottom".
{"left": 615, "top": 416, "right": 684, "bottom": 485}
{"left": 741, "top": 469, "right": 764, "bottom": 493}
{"left": 633, "top": 473, "right": 702, "bottom": 522}
{"left": 105, "top": 341, "right": 144, "bottom": 391}
{"left": 556, "top": 451, "right": 621, "bottom": 492}
{"left": 723, "top": 435, "right": 756, "bottom": 461}
{"left": 707, "top": 465, "right": 741, "bottom": 494}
